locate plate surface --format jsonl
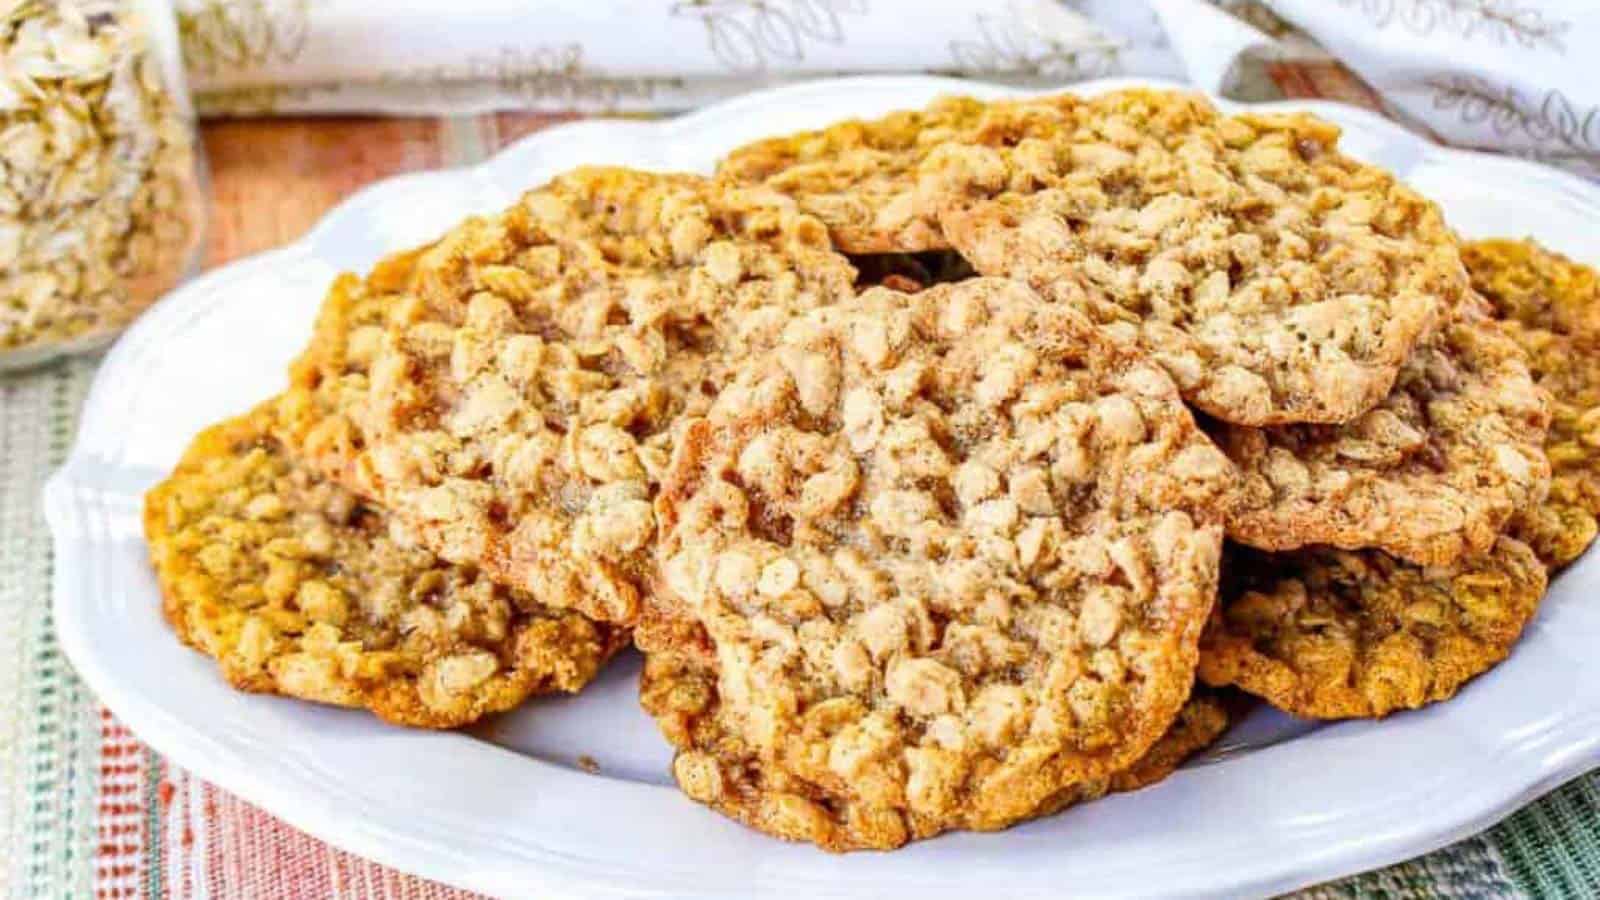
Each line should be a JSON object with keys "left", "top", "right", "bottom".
{"left": 45, "top": 76, "right": 1600, "bottom": 900}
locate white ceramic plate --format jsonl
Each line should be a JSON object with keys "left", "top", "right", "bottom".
{"left": 45, "top": 76, "right": 1600, "bottom": 900}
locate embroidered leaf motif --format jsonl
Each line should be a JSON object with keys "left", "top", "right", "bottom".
{"left": 947, "top": 0, "right": 1121, "bottom": 79}
{"left": 1336, "top": 0, "right": 1570, "bottom": 53}
{"left": 670, "top": 0, "right": 868, "bottom": 74}
{"left": 1428, "top": 74, "right": 1600, "bottom": 174}
{"left": 177, "top": 0, "right": 312, "bottom": 75}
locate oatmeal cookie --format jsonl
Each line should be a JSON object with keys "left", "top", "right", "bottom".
{"left": 1217, "top": 310, "right": 1551, "bottom": 567}
{"left": 281, "top": 167, "right": 858, "bottom": 626}
{"left": 144, "top": 405, "right": 625, "bottom": 728}
{"left": 1198, "top": 537, "right": 1546, "bottom": 719}
{"left": 937, "top": 89, "right": 1468, "bottom": 426}
{"left": 644, "top": 278, "right": 1237, "bottom": 849}
{"left": 1466, "top": 238, "right": 1600, "bottom": 338}
{"left": 716, "top": 95, "right": 1087, "bottom": 253}
{"left": 1464, "top": 238, "right": 1600, "bottom": 569}
{"left": 641, "top": 646, "right": 1231, "bottom": 849}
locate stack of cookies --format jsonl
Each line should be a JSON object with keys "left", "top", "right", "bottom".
{"left": 144, "top": 89, "right": 1600, "bottom": 851}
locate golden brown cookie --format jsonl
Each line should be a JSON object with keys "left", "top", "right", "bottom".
{"left": 279, "top": 167, "right": 858, "bottom": 626}
{"left": 1197, "top": 537, "right": 1546, "bottom": 719}
{"left": 1465, "top": 238, "right": 1600, "bottom": 569}
{"left": 643, "top": 278, "right": 1237, "bottom": 850}
{"left": 1217, "top": 310, "right": 1552, "bottom": 567}
{"left": 1466, "top": 238, "right": 1600, "bottom": 338}
{"left": 716, "top": 95, "right": 1084, "bottom": 253}
{"left": 936, "top": 89, "right": 1469, "bottom": 427}
{"left": 641, "top": 646, "right": 1232, "bottom": 850}
{"left": 145, "top": 405, "right": 626, "bottom": 728}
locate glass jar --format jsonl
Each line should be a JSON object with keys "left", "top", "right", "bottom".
{"left": 1, "top": 0, "right": 204, "bottom": 370}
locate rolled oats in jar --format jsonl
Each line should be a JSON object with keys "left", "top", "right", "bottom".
{"left": 1, "top": 0, "right": 202, "bottom": 367}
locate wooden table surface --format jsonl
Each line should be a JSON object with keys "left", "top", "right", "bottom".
{"left": 199, "top": 112, "right": 575, "bottom": 270}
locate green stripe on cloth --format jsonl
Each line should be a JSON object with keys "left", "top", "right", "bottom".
{"left": 144, "top": 746, "right": 163, "bottom": 900}
{"left": 3, "top": 358, "right": 99, "bottom": 899}
{"left": 1492, "top": 773, "right": 1600, "bottom": 898}
{"left": 1292, "top": 833, "right": 1518, "bottom": 898}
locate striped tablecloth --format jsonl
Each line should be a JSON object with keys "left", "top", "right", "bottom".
{"left": 5, "top": 76, "right": 1600, "bottom": 900}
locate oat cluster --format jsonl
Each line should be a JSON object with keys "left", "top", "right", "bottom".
{"left": 2, "top": 0, "right": 199, "bottom": 354}
{"left": 144, "top": 87, "right": 1596, "bottom": 853}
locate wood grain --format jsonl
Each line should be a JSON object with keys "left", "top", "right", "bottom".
{"left": 1266, "top": 60, "right": 1384, "bottom": 110}
{"left": 200, "top": 113, "right": 591, "bottom": 271}
{"left": 490, "top": 111, "right": 581, "bottom": 149}
{"left": 200, "top": 117, "right": 447, "bottom": 268}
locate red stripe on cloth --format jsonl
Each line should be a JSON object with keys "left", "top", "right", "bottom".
{"left": 193, "top": 780, "right": 488, "bottom": 899}
{"left": 159, "top": 768, "right": 197, "bottom": 900}
{"left": 95, "top": 708, "right": 487, "bottom": 898}
{"left": 94, "top": 711, "right": 151, "bottom": 900}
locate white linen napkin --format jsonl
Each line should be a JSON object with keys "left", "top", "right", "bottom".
{"left": 168, "top": 0, "right": 1600, "bottom": 178}
{"left": 1263, "top": 0, "right": 1600, "bottom": 178}
{"left": 172, "top": 0, "right": 1183, "bottom": 114}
